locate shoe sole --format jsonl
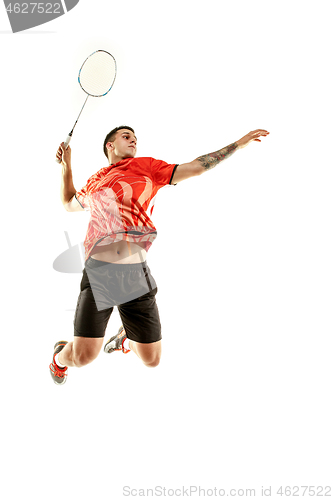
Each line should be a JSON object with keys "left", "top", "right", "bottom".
{"left": 104, "top": 327, "right": 124, "bottom": 353}
{"left": 51, "top": 373, "right": 67, "bottom": 386}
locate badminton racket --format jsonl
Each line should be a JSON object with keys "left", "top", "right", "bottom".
{"left": 56, "top": 49, "right": 117, "bottom": 163}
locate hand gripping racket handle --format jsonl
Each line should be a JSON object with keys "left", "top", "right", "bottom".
{"left": 55, "top": 134, "right": 72, "bottom": 164}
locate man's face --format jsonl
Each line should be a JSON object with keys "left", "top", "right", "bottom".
{"left": 108, "top": 129, "right": 137, "bottom": 159}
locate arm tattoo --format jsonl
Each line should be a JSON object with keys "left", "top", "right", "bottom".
{"left": 196, "top": 142, "right": 238, "bottom": 171}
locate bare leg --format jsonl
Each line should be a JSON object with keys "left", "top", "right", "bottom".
{"left": 58, "top": 337, "right": 104, "bottom": 368}
{"left": 128, "top": 339, "right": 162, "bottom": 368}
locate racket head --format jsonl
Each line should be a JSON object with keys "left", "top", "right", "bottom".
{"left": 78, "top": 50, "right": 117, "bottom": 97}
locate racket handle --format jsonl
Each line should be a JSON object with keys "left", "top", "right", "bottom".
{"left": 55, "top": 135, "right": 72, "bottom": 164}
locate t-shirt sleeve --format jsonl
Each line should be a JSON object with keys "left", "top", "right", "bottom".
{"left": 75, "top": 185, "right": 90, "bottom": 211}
{"left": 150, "top": 158, "right": 179, "bottom": 188}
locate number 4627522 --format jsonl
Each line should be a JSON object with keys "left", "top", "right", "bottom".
{"left": 6, "top": 3, "right": 61, "bottom": 14}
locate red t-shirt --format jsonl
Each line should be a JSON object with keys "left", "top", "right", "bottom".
{"left": 75, "top": 157, "right": 178, "bottom": 261}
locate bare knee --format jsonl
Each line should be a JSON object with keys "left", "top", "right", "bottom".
{"left": 130, "top": 340, "right": 161, "bottom": 368}
{"left": 73, "top": 350, "right": 97, "bottom": 367}
{"left": 72, "top": 337, "right": 104, "bottom": 367}
{"left": 143, "top": 354, "right": 161, "bottom": 368}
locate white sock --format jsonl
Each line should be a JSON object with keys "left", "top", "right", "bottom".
{"left": 123, "top": 338, "right": 131, "bottom": 351}
{"left": 55, "top": 353, "right": 66, "bottom": 368}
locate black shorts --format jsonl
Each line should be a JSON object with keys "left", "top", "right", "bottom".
{"left": 73, "top": 257, "right": 162, "bottom": 343}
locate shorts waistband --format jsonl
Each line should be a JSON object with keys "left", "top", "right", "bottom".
{"left": 85, "top": 256, "right": 149, "bottom": 271}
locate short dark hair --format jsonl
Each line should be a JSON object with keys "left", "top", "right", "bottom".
{"left": 103, "top": 125, "right": 135, "bottom": 159}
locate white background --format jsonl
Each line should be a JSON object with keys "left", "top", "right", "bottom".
{"left": 1, "top": 1, "right": 333, "bottom": 498}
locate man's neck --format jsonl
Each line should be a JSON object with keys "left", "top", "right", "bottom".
{"left": 109, "top": 154, "right": 130, "bottom": 165}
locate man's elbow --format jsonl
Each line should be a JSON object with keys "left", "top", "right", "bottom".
{"left": 192, "top": 160, "right": 204, "bottom": 176}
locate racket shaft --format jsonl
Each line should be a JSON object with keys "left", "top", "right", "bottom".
{"left": 56, "top": 94, "right": 89, "bottom": 163}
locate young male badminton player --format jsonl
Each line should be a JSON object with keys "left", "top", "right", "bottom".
{"left": 50, "top": 126, "right": 269, "bottom": 384}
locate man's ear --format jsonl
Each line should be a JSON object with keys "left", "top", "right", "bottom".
{"left": 106, "top": 141, "right": 114, "bottom": 151}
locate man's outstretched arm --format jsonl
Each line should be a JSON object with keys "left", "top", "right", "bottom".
{"left": 56, "top": 142, "right": 84, "bottom": 212}
{"left": 171, "top": 129, "right": 269, "bottom": 184}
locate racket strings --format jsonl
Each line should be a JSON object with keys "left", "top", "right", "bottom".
{"left": 79, "top": 51, "right": 116, "bottom": 97}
